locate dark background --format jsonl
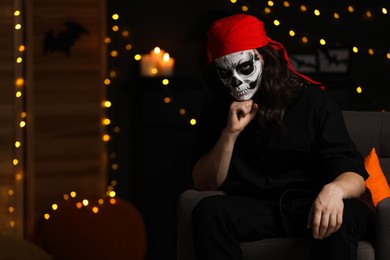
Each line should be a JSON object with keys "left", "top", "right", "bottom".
{"left": 105, "top": 1, "right": 390, "bottom": 259}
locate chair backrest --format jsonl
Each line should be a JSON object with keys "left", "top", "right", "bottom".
{"left": 342, "top": 111, "right": 390, "bottom": 182}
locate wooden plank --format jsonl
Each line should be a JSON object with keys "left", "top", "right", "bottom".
{"left": 0, "top": 0, "right": 20, "bottom": 236}
{"left": 24, "top": 0, "right": 107, "bottom": 239}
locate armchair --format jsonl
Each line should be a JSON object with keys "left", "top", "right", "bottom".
{"left": 177, "top": 111, "right": 390, "bottom": 260}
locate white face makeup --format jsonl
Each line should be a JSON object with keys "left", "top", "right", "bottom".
{"left": 215, "top": 49, "right": 263, "bottom": 101}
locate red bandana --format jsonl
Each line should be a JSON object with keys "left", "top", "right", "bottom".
{"left": 207, "top": 14, "right": 320, "bottom": 85}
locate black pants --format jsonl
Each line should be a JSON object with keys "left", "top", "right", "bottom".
{"left": 192, "top": 193, "right": 375, "bottom": 260}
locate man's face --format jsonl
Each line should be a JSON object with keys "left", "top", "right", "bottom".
{"left": 215, "top": 49, "right": 263, "bottom": 101}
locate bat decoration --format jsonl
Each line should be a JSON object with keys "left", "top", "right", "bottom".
{"left": 43, "top": 21, "right": 89, "bottom": 56}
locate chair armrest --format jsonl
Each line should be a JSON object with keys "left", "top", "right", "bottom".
{"left": 375, "top": 197, "right": 390, "bottom": 260}
{"left": 176, "top": 189, "right": 225, "bottom": 260}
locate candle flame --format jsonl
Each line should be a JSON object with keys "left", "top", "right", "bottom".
{"left": 153, "top": 46, "right": 161, "bottom": 54}
{"left": 163, "top": 53, "right": 170, "bottom": 62}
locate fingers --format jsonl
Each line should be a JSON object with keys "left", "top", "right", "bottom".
{"left": 250, "top": 102, "right": 259, "bottom": 115}
{"left": 227, "top": 100, "right": 258, "bottom": 133}
{"left": 307, "top": 187, "right": 344, "bottom": 240}
{"left": 310, "top": 210, "right": 343, "bottom": 239}
{"left": 232, "top": 100, "right": 256, "bottom": 119}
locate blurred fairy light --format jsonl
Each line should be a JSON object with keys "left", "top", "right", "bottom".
{"left": 229, "top": 1, "right": 390, "bottom": 61}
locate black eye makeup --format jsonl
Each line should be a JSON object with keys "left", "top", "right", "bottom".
{"left": 237, "top": 60, "right": 254, "bottom": 75}
{"left": 216, "top": 67, "right": 232, "bottom": 79}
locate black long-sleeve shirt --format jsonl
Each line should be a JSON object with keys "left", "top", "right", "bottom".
{"left": 194, "top": 85, "right": 368, "bottom": 198}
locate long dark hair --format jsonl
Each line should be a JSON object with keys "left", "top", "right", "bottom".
{"left": 202, "top": 44, "right": 316, "bottom": 127}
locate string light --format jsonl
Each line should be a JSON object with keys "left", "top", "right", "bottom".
{"left": 232, "top": 1, "right": 390, "bottom": 61}
{"left": 2, "top": 0, "right": 27, "bottom": 237}
{"left": 42, "top": 188, "right": 122, "bottom": 222}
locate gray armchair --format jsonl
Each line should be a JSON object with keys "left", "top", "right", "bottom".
{"left": 177, "top": 111, "right": 390, "bottom": 260}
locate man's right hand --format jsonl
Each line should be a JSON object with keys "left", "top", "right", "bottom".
{"left": 225, "top": 99, "right": 259, "bottom": 136}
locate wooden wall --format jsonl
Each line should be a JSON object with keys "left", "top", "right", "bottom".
{"left": 0, "top": 0, "right": 21, "bottom": 236}
{"left": 0, "top": 0, "right": 107, "bottom": 239}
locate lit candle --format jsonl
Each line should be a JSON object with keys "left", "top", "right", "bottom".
{"left": 140, "top": 47, "right": 164, "bottom": 77}
{"left": 140, "top": 47, "right": 175, "bottom": 77}
{"left": 151, "top": 46, "right": 163, "bottom": 61}
{"left": 140, "top": 54, "right": 158, "bottom": 77}
{"left": 159, "top": 52, "right": 174, "bottom": 77}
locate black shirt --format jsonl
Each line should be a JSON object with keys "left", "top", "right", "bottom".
{"left": 194, "top": 85, "right": 368, "bottom": 198}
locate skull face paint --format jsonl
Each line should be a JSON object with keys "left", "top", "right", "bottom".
{"left": 215, "top": 49, "right": 263, "bottom": 101}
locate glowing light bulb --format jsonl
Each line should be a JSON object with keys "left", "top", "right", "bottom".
{"left": 103, "top": 100, "right": 111, "bottom": 107}
{"left": 162, "top": 79, "right": 169, "bottom": 85}
{"left": 102, "top": 118, "right": 111, "bottom": 125}
{"left": 16, "top": 78, "right": 24, "bottom": 87}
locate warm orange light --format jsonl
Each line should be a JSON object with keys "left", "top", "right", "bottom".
{"left": 16, "top": 171, "right": 24, "bottom": 180}
{"left": 103, "top": 100, "right": 111, "bottom": 107}
{"left": 103, "top": 134, "right": 110, "bottom": 142}
{"left": 102, "top": 118, "right": 111, "bottom": 125}
{"left": 108, "top": 191, "right": 116, "bottom": 197}
{"left": 15, "top": 78, "right": 24, "bottom": 87}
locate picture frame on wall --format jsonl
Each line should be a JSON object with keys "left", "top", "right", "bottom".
{"left": 317, "top": 48, "right": 351, "bottom": 74}
{"left": 290, "top": 54, "right": 317, "bottom": 74}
